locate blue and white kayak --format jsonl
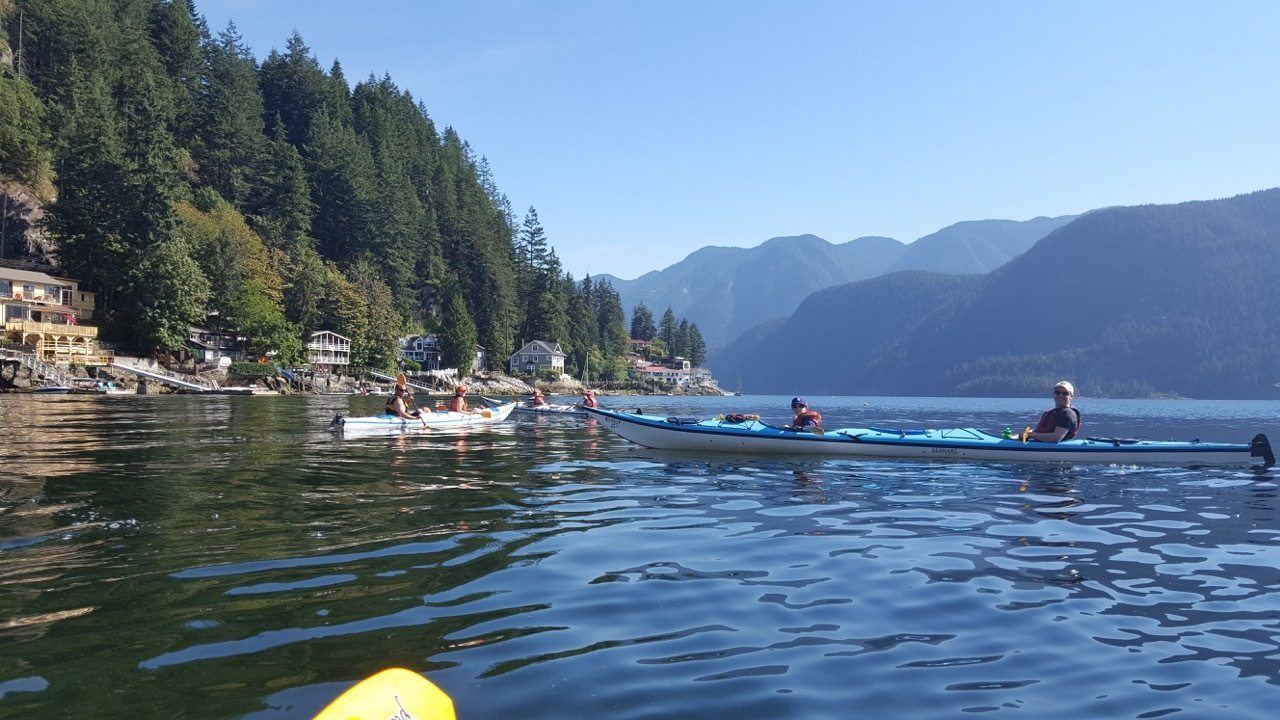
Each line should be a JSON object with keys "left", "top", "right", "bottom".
{"left": 514, "top": 402, "right": 585, "bottom": 416}
{"left": 584, "top": 407, "right": 1274, "bottom": 467}
{"left": 329, "top": 402, "right": 517, "bottom": 435}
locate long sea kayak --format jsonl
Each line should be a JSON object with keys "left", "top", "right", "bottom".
{"left": 584, "top": 407, "right": 1275, "bottom": 467}
{"left": 329, "top": 402, "right": 517, "bottom": 434}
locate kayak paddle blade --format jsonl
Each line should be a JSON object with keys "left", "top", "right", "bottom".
{"left": 312, "top": 668, "right": 455, "bottom": 720}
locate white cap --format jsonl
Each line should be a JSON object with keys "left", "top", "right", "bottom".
{"left": 1054, "top": 380, "right": 1075, "bottom": 396}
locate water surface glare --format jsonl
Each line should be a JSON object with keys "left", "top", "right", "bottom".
{"left": 1, "top": 394, "right": 1278, "bottom": 718}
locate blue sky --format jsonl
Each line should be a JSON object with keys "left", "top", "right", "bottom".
{"left": 196, "top": 0, "right": 1280, "bottom": 279}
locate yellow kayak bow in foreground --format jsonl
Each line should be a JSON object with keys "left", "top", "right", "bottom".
{"left": 313, "top": 668, "right": 456, "bottom": 720}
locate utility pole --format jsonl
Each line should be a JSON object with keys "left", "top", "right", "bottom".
{"left": 1, "top": 195, "right": 8, "bottom": 260}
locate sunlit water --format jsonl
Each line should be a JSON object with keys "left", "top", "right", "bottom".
{"left": 1, "top": 394, "right": 1278, "bottom": 719}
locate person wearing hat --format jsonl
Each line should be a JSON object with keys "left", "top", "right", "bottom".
{"left": 786, "top": 397, "right": 823, "bottom": 431}
{"left": 580, "top": 388, "right": 599, "bottom": 409}
{"left": 528, "top": 388, "right": 549, "bottom": 407}
{"left": 1019, "top": 380, "right": 1081, "bottom": 442}
{"left": 448, "top": 385, "right": 473, "bottom": 413}
{"left": 385, "top": 384, "right": 422, "bottom": 419}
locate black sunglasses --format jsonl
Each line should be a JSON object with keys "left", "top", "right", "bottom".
{"left": 1053, "top": 389, "right": 1071, "bottom": 396}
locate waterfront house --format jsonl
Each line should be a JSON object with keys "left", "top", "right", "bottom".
{"left": 508, "top": 340, "right": 566, "bottom": 375}
{"left": 307, "top": 331, "right": 350, "bottom": 370}
{"left": 184, "top": 326, "right": 244, "bottom": 365}
{"left": 400, "top": 334, "right": 487, "bottom": 373}
{"left": 0, "top": 264, "right": 107, "bottom": 364}
{"left": 400, "top": 334, "right": 442, "bottom": 370}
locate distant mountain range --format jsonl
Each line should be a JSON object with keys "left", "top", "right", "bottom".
{"left": 712, "top": 190, "right": 1280, "bottom": 399}
{"left": 596, "top": 216, "right": 1075, "bottom": 353}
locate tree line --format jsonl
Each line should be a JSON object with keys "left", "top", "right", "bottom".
{"left": 0, "top": 0, "right": 629, "bottom": 374}
{"left": 629, "top": 302, "right": 706, "bottom": 367}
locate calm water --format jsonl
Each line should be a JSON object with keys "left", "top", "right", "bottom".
{"left": 1, "top": 394, "right": 1278, "bottom": 719}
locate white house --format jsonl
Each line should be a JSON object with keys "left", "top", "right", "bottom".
{"left": 509, "top": 340, "right": 566, "bottom": 375}
{"left": 308, "top": 330, "right": 350, "bottom": 370}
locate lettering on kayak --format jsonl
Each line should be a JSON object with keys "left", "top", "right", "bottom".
{"left": 608, "top": 419, "right": 620, "bottom": 429}
{"left": 931, "top": 448, "right": 959, "bottom": 455}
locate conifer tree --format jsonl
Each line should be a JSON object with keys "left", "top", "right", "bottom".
{"left": 630, "top": 302, "right": 655, "bottom": 340}
{"left": 197, "top": 21, "right": 266, "bottom": 204}
{"left": 687, "top": 323, "right": 707, "bottom": 367}
{"left": 148, "top": 0, "right": 205, "bottom": 147}
{"left": 659, "top": 307, "right": 677, "bottom": 360}
{"left": 440, "top": 285, "right": 478, "bottom": 373}
{"left": 259, "top": 32, "right": 329, "bottom": 147}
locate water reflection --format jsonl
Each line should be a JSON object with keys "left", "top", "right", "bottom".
{"left": 0, "top": 395, "right": 1278, "bottom": 719}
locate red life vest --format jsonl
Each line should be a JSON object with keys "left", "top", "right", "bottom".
{"left": 582, "top": 396, "right": 598, "bottom": 408}
{"left": 1035, "top": 407, "right": 1081, "bottom": 439}
{"left": 794, "top": 409, "right": 823, "bottom": 429}
{"left": 449, "top": 396, "right": 469, "bottom": 412}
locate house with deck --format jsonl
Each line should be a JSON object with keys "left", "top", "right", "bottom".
{"left": 509, "top": 340, "right": 566, "bottom": 375}
{"left": 307, "top": 331, "right": 350, "bottom": 371}
{"left": 400, "top": 333, "right": 487, "bottom": 373}
{"left": 0, "top": 264, "right": 108, "bottom": 364}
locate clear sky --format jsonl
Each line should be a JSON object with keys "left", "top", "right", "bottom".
{"left": 195, "top": 0, "right": 1280, "bottom": 279}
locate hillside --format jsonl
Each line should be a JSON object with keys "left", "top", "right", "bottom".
{"left": 887, "top": 215, "right": 1077, "bottom": 275}
{"left": 597, "top": 234, "right": 907, "bottom": 352}
{"left": 712, "top": 190, "right": 1280, "bottom": 399}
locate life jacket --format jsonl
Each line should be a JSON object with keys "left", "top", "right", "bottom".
{"left": 794, "top": 409, "right": 823, "bottom": 429}
{"left": 449, "top": 395, "right": 469, "bottom": 412}
{"left": 1035, "top": 407, "right": 1081, "bottom": 439}
{"left": 582, "top": 396, "right": 598, "bottom": 408}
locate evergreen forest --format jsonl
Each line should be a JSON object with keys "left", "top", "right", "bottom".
{"left": 0, "top": 0, "right": 632, "bottom": 374}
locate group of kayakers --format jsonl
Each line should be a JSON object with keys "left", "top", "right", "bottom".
{"left": 387, "top": 378, "right": 1082, "bottom": 444}
{"left": 782, "top": 380, "right": 1080, "bottom": 443}
{"left": 524, "top": 388, "right": 599, "bottom": 409}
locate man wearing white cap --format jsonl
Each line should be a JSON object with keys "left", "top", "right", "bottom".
{"left": 1020, "top": 381, "right": 1081, "bottom": 443}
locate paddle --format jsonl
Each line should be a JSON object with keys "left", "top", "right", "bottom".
{"left": 397, "top": 372, "right": 428, "bottom": 428}
{"left": 312, "top": 668, "right": 455, "bottom": 720}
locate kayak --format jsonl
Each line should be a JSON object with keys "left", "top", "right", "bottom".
{"left": 584, "top": 407, "right": 1275, "bottom": 467}
{"left": 514, "top": 402, "right": 585, "bottom": 416}
{"left": 328, "top": 402, "right": 517, "bottom": 434}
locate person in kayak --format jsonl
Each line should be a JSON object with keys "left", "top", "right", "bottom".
{"left": 528, "top": 389, "right": 548, "bottom": 407}
{"left": 1021, "top": 381, "right": 1081, "bottom": 442}
{"left": 786, "top": 397, "right": 823, "bottom": 431}
{"left": 449, "top": 385, "right": 473, "bottom": 413}
{"left": 581, "top": 389, "right": 599, "bottom": 409}
{"left": 385, "top": 385, "right": 422, "bottom": 419}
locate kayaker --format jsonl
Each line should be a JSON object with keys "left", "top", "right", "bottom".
{"left": 449, "top": 385, "right": 473, "bottom": 413}
{"left": 581, "top": 389, "right": 599, "bottom": 409}
{"left": 385, "top": 385, "right": 421, "bottom": 419}
{"left": 786, "top": 397, "right": 823, "bottom": 430}
{"left": 1021, "top": 381, "right": 1081, "bottom": 442}
{"left": 528, "top": 389, "right": 548, "bottom": 407}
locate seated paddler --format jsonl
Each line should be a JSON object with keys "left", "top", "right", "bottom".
{"left": 580, "top": 389, "right": 599, "bottom": 408}
{"left": 528, "top": 388, "right": 548, "bottom": 407}
{"left": 786, "top": 397, "right": 823, "bottom": 431}
{"left": 1019, "top": 381, "right": 1081, "bottom": 443}
{"left": 385, "top": 385, "right": 421, "bottom": 419}
{"left": 449, "top": 385, "right": 474, "bottom": 413}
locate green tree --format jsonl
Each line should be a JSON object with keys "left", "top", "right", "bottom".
{"left": 630, "top": 302, "right": 656, "bottom": 341}
{"left": 659, "top": 307, "right": 677, "bottom": 360}
{"left": 440, "top": 285, "right": 477, "bottom": 373}
{"left": 195, "top": 21, "right": 265, "bottom": 204}
{"left": 305, "top": 110, "right": 374, "bottom": 261}
{"left": 0, "top": 65, "right": 50, "bottom": 189}
{"left": 125, "top": 239, "right": 210, "bottom": 351}
{"left": 259, "top": 32, "right": 330, "bottom": 147}
{"left": 687, "top": 323, "right": 707, "bottom": 366}
{"left": 148, "top": 0, "right": 205, "bottom": 147}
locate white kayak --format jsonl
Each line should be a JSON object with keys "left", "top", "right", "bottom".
{"left": 584, "top": 407, "right": 1275, "bottom": 468}
{"left": 514, "top": 402, "right": 585, "bottom": 416}
{"left": 328, "top": 402, "right": 517, "bottom": 434}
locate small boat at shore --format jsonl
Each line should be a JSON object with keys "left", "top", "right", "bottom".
{"left": 31, "top": 386, "right": 73, "bottom": 394}
{"left": 328, "top": 402, "right": 517, "bottom": 434}
{"left": 584, "top": 408, "right": 1275, "bottom": 467}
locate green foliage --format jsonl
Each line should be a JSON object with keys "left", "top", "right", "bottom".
{"left": 536, "top": 368, "right": 560, "bottom": 382}
{"left": 440, "top": 286, "right": 478, "bottom": 373}
{"left": 630, "top": 302, "right": 655, "bottom": 341}
{"left": 125, "top": 239, "right": 210, "bottom": 351}
{"left": 402, "top": 358, "right": 421, "bottom": 372}
{"left": 228, "top": 361, "right": 274, "bottom": 378}
{"left": 0, "top": 67, "right": 50, "bottom": 186}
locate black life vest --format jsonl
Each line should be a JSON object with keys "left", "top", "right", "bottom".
{"left": 1035, "top": 407, "right": 1081, "bottom": 440}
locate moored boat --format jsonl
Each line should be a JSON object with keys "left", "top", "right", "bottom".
{"left": 584, "top": 407, "right": 1274, "bottom": 467}
{"left": 328, "top": 402, "right": 517, "bottom": 434}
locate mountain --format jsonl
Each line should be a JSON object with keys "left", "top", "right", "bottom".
{"left": 713, "top": 190, "right": 1280, "bottom": 399}
{"left": 597, "top": 217, "right": 1074, "bottom": 355}
{"left": 887, "top": 215, "right": 1078, "bottom": 275}
{"left": 596, "top": 234, "right": 907, "bottom": 353}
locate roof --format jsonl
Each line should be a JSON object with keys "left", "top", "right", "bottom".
{"left": 310, "top": 330, "right": 351, "bottom": 341}
{"left": 509, "top": 340, "right": 565, "bottom": 359}
{"left": 0, "top": 267, "right": 83, "bottom": 287}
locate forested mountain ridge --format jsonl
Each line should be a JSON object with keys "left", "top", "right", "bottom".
{"left": 886, "top": 215, "right": 1077, "bottom": 275}
{"left": 0, "top": 0, "right": 632, "bottom": 375}
{"left": 597, "top": 234, "right": 908, "bottom": 353}
{"left": 713, "top": 190, "right": 1280, "bottom": 399}
{"left": 598, "top": 217, "right": 1073, "bottom": 355}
